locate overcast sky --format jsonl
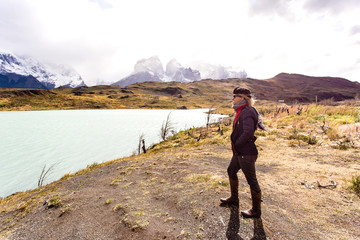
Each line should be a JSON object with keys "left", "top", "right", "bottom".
{"left": 1, "top": 0, "right": 359, "bottom": 85}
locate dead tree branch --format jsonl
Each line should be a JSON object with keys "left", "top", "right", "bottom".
{"left": 311, "top": 116, "right": 330, "bottom": 134}
{"left": 38, "top": 163, "right": 57, "bottom": 187}
{"left": 345, "top": 120, "right": 355, "bottom": 145}
{"left": 296, "top": 105, "right": 303, "bottom": 115}
{"left": 137, "top": 133, "right": 145, "bottom": 154}
{"left": 142, "top": 139, "right": 146, "bottom": 154}
{"left": 320, "top": 116, "right": 330, "bottom": 134}
{"left": 160, "top": 112, "right": 175, "bottom": 141}
{"left": 205, "top": 107, "right": 214, "bottom": 135}
{"left": 317, "top": 175, "right": 337, "bottom": 189}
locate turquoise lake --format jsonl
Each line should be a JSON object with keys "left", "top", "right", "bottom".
{"left": 0, "top": 109, "right": 225, "bottom": 197}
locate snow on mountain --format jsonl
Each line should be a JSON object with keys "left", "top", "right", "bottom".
{"left": 134, "top": 56, "right": 165, "bottom": 75}
{"left": 112, "top": 56, "right": 166, "bottom": 86}
{"left": 165, "top": 59, "right": 201, "bottom": 83}
{"left": 0, "top": 51, "right": 85, "bottom": 88}
{"left": 113, "top": 56, "right": 247, "bottom": 87}
{"left": 191, "top": 62, "right": 247, "bottom": 80}
{"left": 113, "top": 57, "right": 201, "bottom": 86}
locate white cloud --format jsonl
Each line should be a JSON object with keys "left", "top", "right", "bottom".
{"left": 303, "top": 0, "right": 360, "bottom": 14}
{"left": 89, "top": 0, "right": 113, "bottom": 9}
{"left": 0, "top": 0, "right": 359, "bottom": 85}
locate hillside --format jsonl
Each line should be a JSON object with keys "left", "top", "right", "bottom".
{"left": 0, "top": 73, "right": 47, "bottom": 89}
{"left": 1, "top": 73, "right": 360, "bottom": 111}
{"left": 265, "top": 73, "right": 360, "bottom": 102}
{"left": 1, "top": 104, "right": 359, "bottom": 239}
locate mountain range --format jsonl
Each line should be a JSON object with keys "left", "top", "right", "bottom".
{"left": 0, "top": 52, "right": 86, "bottom": 89}
{"left": 111, "top": 56, "right": 247, "bottom": 87}
{"left": 0, "top": 53, "right": 248, "bottom": 89}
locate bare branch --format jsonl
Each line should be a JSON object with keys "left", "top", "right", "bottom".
{"left": 345, "top": 120, "right": 355, "bottom": 145}
{"left": 142, "top": 139, "right": 146, "bottom": 153}
{"left": 317, "top": 175, "right": 337, "bottom": 189}
{"left": 296, "top": 105, "right": 303, "bottom": 115}
{"left": 205, "top": 107, "right": 213, "bottom": 135}
{"left": 38, "top": 165, "right": 46, "bottom": 187}
{"left": 293, "top": 126, "right": 301, "bottom": 146}
{"left": 137, "top": 133, "right": 145, "bottom": 155}
{"left": 160, "top": 112, "right": 175, "bottom": 141}
{"left": 38, "top": 163, "right": 57, "bottom": 187}
{"left": 311, "top": 116, "right": 330, "bottom": 134}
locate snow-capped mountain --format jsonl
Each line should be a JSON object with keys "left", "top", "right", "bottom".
{"left": 165, "top": 59, "right": 201, "bottom": 83}
{"left": 0, "top": 51, "right": 86, "bottom": 89}
{"left": 134, "top": 56, "right": 165, "bottom": 76}
{"left": 112, "top": 56, "right": 201, "bottom": 86}
{"left": 112, "top": 56, "right": 246, "bottom": 87}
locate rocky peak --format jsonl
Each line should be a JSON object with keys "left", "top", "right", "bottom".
{"left": 134, "top": 56, "right": 165, "bottom": 75}
{"left": 113, "top": 56, "right": 246, "bottom": 86}
{"left": 165, "top": 59, "right": 201, "bottom": 83}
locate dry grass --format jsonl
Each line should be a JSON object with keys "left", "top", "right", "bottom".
{"left": 0, "top": 84, "right": 226, "bottom": 111}
{"left": 2, "top": 79, "right": 358, "bottom": 112}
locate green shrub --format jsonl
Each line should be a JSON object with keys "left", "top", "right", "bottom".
{"left": 349, "top": 176, "right": 360, "bottom": 196}
{"left": 307, "top": 135, "right": 317, "bottom": 145}
{"left": 326, "top": 128, "right": 340, "bottom": 140}
{"left": 289, "top": 134, "right": 308, "bottom": 142}
{"left": 47, "top": 195, "right": 62, "bottom": 208}
{"left": 267, "top": 130, "right": 279, "bottom": 135}
{"left": 86, "top": 162, "right": 99, "bottom": 169}
{"left": 255, "top": 131, "right": 267, "bottom": 137}
{"left": 113, "top": 203, "right": 123, "bottom": 212}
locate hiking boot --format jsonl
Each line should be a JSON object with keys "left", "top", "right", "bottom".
{"left": 241, "top": 190, "right": 261, "bottom": 218}
{"left": 220, "top": 178, "right": 239, "bottom": 205}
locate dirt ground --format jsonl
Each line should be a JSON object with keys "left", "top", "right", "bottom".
{"left": 1, "top": 127, "right": 360, "bottom": 240}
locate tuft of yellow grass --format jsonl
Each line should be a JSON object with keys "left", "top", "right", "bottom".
{"left": 184, "top": 173, "right": 229, "bottom": 188}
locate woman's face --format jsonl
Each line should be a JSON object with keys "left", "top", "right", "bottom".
{"left": 232, "top": 95, "right": 244, "bottom": 105}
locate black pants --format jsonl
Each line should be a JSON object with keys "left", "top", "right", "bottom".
{"left": 227, "top": 155, "right": 261, "bottom": 193}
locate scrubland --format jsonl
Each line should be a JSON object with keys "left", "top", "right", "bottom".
{"left": 0, "top": 101, "right": 359, "bottom": 239}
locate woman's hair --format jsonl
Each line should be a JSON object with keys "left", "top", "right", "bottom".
{"left": 233, "top": 87, "right": 256, "bottom": 107}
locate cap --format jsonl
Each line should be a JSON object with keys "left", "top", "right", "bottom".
{"left": 233, "top": 87, "right": 252, "bottom": 98}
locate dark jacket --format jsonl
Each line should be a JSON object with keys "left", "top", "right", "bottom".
{"left": 231, "top": 105, "right": 258, "bottom": 156}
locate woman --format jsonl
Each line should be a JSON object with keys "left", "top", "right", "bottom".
{"left": 220, "top": 87, "right": 263, "bottom": 218}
